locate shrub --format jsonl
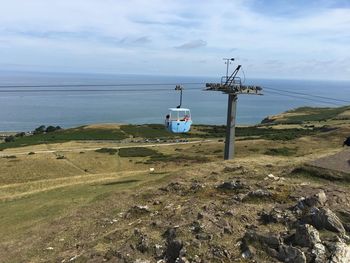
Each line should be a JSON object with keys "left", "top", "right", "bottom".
{"left": 33, "top": 125, "right": 46, "bottom": 134}
{"left": 95, "top": 148, "right": 119, "bottom": 155}
{"left": 4, "top": 136, "right": 15, "bottom": 143}
{"left": 264, "top": 147, "right": 297, "bottom": 156}
{"left": 118, "top": 147, "right": 160, "bottom": 157}
{"left": 45, "top": 125, "right": 62, "bottom": 133}
{"left": 15, "top": 132, "right": 25, "bottom": 137}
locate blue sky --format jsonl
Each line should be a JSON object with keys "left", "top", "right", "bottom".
{"left": 0, "top": 0, "right": 349, "bottom": 80}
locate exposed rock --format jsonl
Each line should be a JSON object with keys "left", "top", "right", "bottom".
{"left": 264, "top": 174, "right": 281, "bottom": 181}
{"left": 195, "top": 232, "right": 212, "bottom": 241}
{"left": 329, "top": 242, "right": 350, "bottom": 263}
{"left": 311, "top": 207, "right": 345, "bottom": 233}
{"left": 217, "top": 180, "right": 246, "bottom": 190}
{"left": 210, "top": 245, "right": 230, "bottom": 259}
{"left": 160, "top": 182, "right": 186, "bottom": 193}
{"left": 197, "top": 212, "right": 204, "bottom": 220}
{"left": 154, "top": 244, "right": 164, "bottom": 258}
{"left": 163, "top": 227, "right": 177, "bottom": 241}
{"left": 233, "top": 193, "right": 247, "bottom": 202}
{"left": 129, "top": 205, "right": 151, "bottom": 215}
{"left": 260, "top": 208, "right": 296, "bottom": 225}
{"left": 243, "top": 230, "right": 282, "bottom": 250}
{"left": 190, "top": 181, "right": 204, "bottom": 191}
{"left": 164, "top": 239, "right": 183, "bottom": 263}
{"left": 136, "top": 235, "right": 150, "bottom": 253}
{"left": 175, "top": 257, "right": 189, "bottom": 263}
{"left": 278, "top": 245, "right": 306, "bottom": 263}
{"left": 190, "top": 221, "right": 203, "bottom": 234}
{"left": 294, "top": 224, "right": 321, "bottom": 248}
{"left": 312, "top": 243, "right": 326, "bottom": 263}
{"left": 224, "top": 209, "right": 234, "bottom": 216}
{"left": 248, "top": 189, "right": 272, "bottom": 198}
{"left": 304, "top": 190, "right": 327, "bottom": 207}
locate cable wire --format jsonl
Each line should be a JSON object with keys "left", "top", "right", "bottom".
{"left": 265, "top": 90, "right": 342, "bottom": 106}
{"left": 263, "top": 86, "right": 350, "bottom": 104}
{"left": 0, "top": 82, "right": 205, "bottom": 89}
{"left": 0, "top": 81, "right": 348, "bottom": 108}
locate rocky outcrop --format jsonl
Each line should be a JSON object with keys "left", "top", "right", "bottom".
{"left": 329, "top": 242, "right": 350, "bottom": 263}
{"left": 294, "top": 224, "right": 321, "bottom": 248}
{"left": 310, "top": 207, "right": 345, "bottom": 233}
{"left": 217, "top": 180, "right": 246, "bottom": 190}
{"left": 242, "top": 190, "right": 350, "bottom": 262}
{"left": 277, "top": 245, "right": 306, "bottom": 263}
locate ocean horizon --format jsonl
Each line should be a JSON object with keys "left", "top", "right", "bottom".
{"left": 0, "top": 71, "right": 349, "bottom": 132}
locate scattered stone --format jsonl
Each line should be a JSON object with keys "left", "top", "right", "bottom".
{"left": 225, "top": 209, "right": 234, "bottom": 216}
{"left": 329, "top": 242, "right": 350, "bottom": 263}
{"left": 312, "top": 243, "right": 327, "bottom": 263}
{"left": 190, "top": 221, "right": 203, "bottom": 234}
{"left": 190, "top": 181, "right": 204, "bottom": 191}
{"left": 155, "top": 244, "right": 164, "bottom": 258}
{"left": 243, "top": 189, "right": 272, "bottom": 202}
{"left": 175, "top": 257, "right": 190, "bottom": 263}
{"left": 195, "top": 232, "right": 212, "bottom": 241}
{"left": 294, "top": 224, "right": 321, "bottom": 248}
{"left": 210, "top": 245, "right": 230, "bottom": 259}
{"left": 160, "top": 182, "right": 186, "bottom": 193}
{"left": 135, "top": 259, "right": 151, "bottom": 263}
{"left": 278, "top": 245, "right": 306, "bottom": 263}
{"left": 163, "top": 227, "right": 177, "bottom": 241}
{"left": 260, "top": 208, "right": 285, "bottom": 224}
{"left": 304, "top": 190, "right": 327, "bottom": 207}
{"left": 217, "top": 180, "right": 245, "bottom": 190}
{"left": 243, "top": 230, "right": 282, "bottom": 250}
{"left": 164, "top": 239, "right": 183, "bottom": 263}
{"left": 136, "top": 235, "right": 150, "bottom": 253}
{"left": 311, "top": 207, "right": 345, "bottom": 233}
{"left": 233, "top": 193, "right": 247, "bottom": 202}
{"left": 129, "top": 205, "right": 151, "bottom": 216}
{"left": 265, "top": 174, "right": 281, "bottom": 181}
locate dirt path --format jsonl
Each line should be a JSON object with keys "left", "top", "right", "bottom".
{"left": 309, "top": 148, "right": 350, "bottom": 174}
{"left": 0, "top": 139, "right": 213, "bottom": 157}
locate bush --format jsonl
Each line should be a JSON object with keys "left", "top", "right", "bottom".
{"left": 118, "top": 147, "right": 160, "bottom": 157}
{"left": 95, "top": 148, "right": 119, "bottom": 155}
{"left": 4, "top": 136, "right": 15, "bottom": 143}
{"left": 33, "top": 125, "right": 46, "bottom": 134}
{"left": 15, "top": 132, "right": 25, "bottom": 137}
{"left": 264, "top": 147, "right": 297, "bottom": 156}
{"left": 45, "top": 126, "right": 62, "bottom": 133}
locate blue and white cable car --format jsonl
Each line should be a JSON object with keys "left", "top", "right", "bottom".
{"left": 165, "top": 108, "right": 192, "bottom": 133}
{"left": 165, "top": 85, "right": 193, "bottom": 133}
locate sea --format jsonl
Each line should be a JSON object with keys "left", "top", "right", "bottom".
{"left": 0, "top": 71, "right": 349, "bottom": 132}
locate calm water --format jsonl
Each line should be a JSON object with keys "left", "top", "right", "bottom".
{"left": 0, "top": 71, "right": 349, "bottom": 131}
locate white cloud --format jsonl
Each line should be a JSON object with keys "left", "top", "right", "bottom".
{"left": 0, "top": 0, "right": 349, "bottom": 79}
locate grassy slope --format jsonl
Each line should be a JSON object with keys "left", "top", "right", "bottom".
{"left": 263, "top": 105, "right": 350, "bottom": 124}
{"left": 0, "top": 105, "right": 349, "bottom": 261}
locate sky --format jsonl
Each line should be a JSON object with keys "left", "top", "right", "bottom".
{"left": 0, "top": 0, "right": 349, "bottom": 80}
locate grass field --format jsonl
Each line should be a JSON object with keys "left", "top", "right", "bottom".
{"left": 0, "top": 105, "right": 350, "bottom": 261}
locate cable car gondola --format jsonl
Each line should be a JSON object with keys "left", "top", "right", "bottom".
{"left": 165, "top": 85, "right": 192, "bottom": 133}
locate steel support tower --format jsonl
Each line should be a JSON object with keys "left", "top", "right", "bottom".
{"left": 205, "top": 63, "right": 263, "bottom": 160}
